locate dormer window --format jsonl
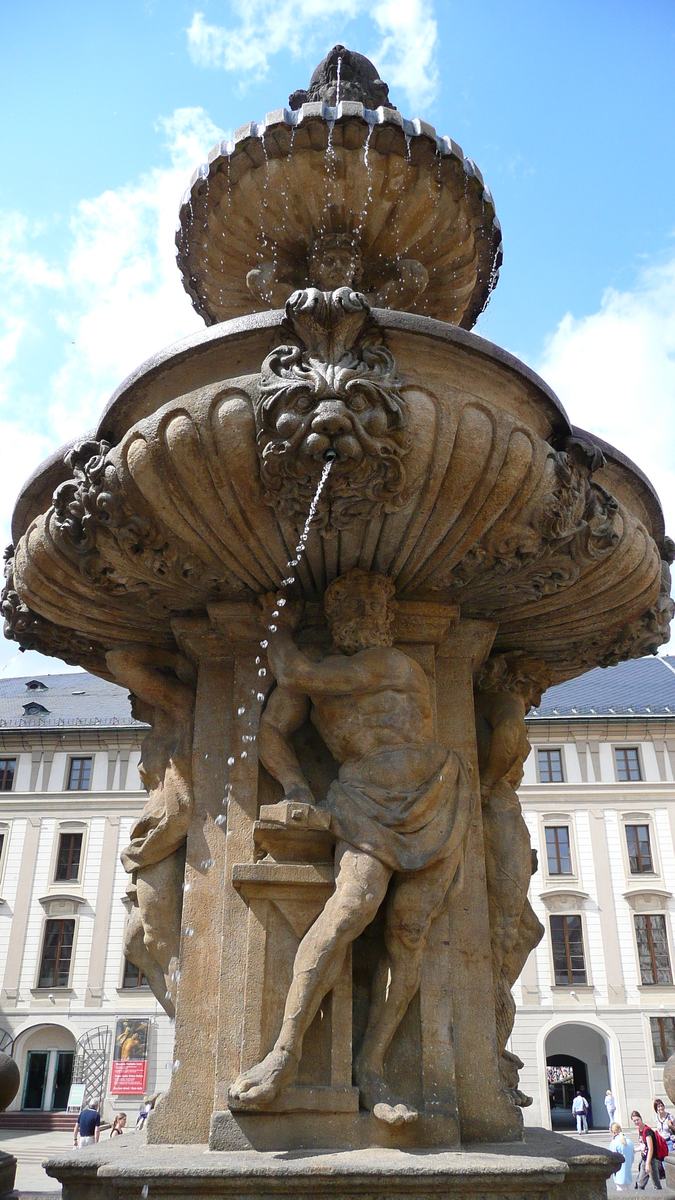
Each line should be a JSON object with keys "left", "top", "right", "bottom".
{"left": 23, "top": 702, "right": 50, "bottom": 716}
{"left": 25, "top": 680, "right": 48, "bottom": 691}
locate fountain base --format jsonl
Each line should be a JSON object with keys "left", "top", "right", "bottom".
{"left": 44, "top": 1129, "right": 619, "bottom": 1200}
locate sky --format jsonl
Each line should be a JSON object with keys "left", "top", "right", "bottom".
{"left": 1, "top": 0, "right": 674, "bottom": 676}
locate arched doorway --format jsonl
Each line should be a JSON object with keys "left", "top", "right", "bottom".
{"left": 545, "top": 1023, "right": 610, "bottom": 1131}
{"left": 12, "top": 1024, "right": 76, "bottom": 1112}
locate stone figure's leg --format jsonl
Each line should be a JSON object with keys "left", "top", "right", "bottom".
{"left": 124, "top": 901, "right": 174, "bottom": 1018}
{"left": 135, "top": 847, "right": 185, "bottom": 1017}
{"left": 354, "top": 851, "right": 459, "bottom": 1125}
{"left": 229, "top": 844, "right": 391, "bottom": 1108}
{"left": 482, "top": 784, "right": 535, "bottom": 1057}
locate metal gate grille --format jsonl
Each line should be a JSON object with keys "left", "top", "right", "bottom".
{"left": 71, "top": 1026, "right": 112, "bottom": 1105}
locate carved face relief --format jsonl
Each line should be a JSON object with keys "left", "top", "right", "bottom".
{"left": 255, "top": 288, "right": 414, "bottom": 531}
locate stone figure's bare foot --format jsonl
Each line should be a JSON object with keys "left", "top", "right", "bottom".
{"left": 228, "top": 1048, "right": 298, "bottom": 1109}
{"left": 355, "top": 1063, "right": 418, "bottom": 1125}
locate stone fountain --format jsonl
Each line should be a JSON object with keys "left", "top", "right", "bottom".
{"left": 5, "top": 44, "right": 672, "bottom": 1200}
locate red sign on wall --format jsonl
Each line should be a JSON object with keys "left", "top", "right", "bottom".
{"left": 110, "top": 1059, "right": 147, "bottom": 1095}
{"left": 110, "top": 1018, "right": 150, "bottom": 1094}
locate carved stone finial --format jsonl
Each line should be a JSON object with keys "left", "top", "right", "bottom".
{"left": 288, "top": 45, "right": 395, "bottom": 112}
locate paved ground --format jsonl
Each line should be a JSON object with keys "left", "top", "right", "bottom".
{"left": 2, "top": 1126, "right": 673, "bottom": 1197}
{"left": 0, "top": 1129, "right": 73, "bottom": 1195}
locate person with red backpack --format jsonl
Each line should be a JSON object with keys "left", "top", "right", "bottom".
{"left": 632, "top": 1110, "right": 668, "bottom": 1190}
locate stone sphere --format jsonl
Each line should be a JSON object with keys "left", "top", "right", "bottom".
{"left": 663, "top": 1054, "right": 675, "bottom": 1108}
{"left": 0, "top": 1051, "right": 19, "bottom": 1112}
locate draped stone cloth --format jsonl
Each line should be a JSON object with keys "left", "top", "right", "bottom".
{"left": 320, "top": 743, "right": 474, "bottom": 873}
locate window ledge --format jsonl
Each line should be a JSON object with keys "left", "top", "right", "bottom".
{"left": 638, "top": 983, "right": 675, "bottom": 991}
{"left": 116, "top": 986, "right": 153, "bottom": 995}
{"left": 551, "top": 985, "right": 594, "bottom": 994}
{"left": 30, "top": 987, "right": 74, "bottom": 997}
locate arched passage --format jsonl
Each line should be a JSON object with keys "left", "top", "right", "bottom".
{"left": 11, "top": 1023, "right": 76, "bottom": 1112}
{"left": 545, "top": 1023, "right": 610, "bottom": 1130}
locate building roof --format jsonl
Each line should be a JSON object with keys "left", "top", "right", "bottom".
{"left": 2, "top": 654, "right": 675, "bottom": 728}
{"left": 0, "top": 671, "right": 144, "bottom": 729}
{"left": 530, "top": 656, "right": 675, "bottom": 719}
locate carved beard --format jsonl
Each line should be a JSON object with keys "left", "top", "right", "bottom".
{"left": 259, "top": 421, "right": 407, "bottom": 533}
{"left": 330, "top": 616, "right": 394, "bottom": 655}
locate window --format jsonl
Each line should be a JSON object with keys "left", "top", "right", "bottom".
{"left": 626, "top": 824, "right": 653, "bottom": 874}
{"left": 616, "top": 747, "right": 642, "bottom": 782}
{"left": 54, "top": 833, "right": 83, "bottom": 882}
{"left": 38, "top": 919, "right": 75, "bottom": 988}
{"left": 67, "top": 758, "right": 92, "bottom": 791}
{"left": 635, "top": 914, "right": 672, "bottom": 985}
{"left": 26, "top": 680, "right": 47, "bottom": 691}
{"left": 0, "top": 759, "right": 15, "bottom": 792}
{"left": 538, "top": 749, "right": 564, "bottom": 783}
{"left": 550, "top": 914, "right": 587, "bottom": 985}
{"left": 22, "top": 702, "right": 49, "bottom": 716}
{"left": 546, "top": 826, "right": 572, "bottom": 875}
{"left": 650, "top": 1017, "right": 675, "bottom": 1063}
{"left": 122, "top": 959, "right": 146, "bottom": 988}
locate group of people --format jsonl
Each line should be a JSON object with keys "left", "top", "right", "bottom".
{"left": 588, "top": 1093, "right": 675, "bottom": 1192}
{"left": 570, "top": 1089, "right": 675, "bottom": 1190}
{"left": 72, "top": 1102, "right": 129, "bottom": 1146}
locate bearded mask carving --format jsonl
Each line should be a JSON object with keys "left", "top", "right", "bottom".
{"left": 253, "top": 288, "right": 413, "bottom": 533}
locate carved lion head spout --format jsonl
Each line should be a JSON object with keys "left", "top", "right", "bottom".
{"left": 254, "top": 288, "right": 413, "bottom": 532}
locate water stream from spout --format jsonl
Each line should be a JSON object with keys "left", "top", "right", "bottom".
{"left": 336, "top": 56, "right": 342, "bottom": 106}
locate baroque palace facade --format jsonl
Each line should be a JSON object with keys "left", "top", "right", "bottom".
{"left": 0, "top": 672, "right": 173, "bottom": 1122}
{"left": 2, "top": 657, "right": 675, "bottom": 1127}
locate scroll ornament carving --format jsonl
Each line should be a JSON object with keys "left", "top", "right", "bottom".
{"left": 2, "top": 545, "right": 107, "bottom": 675}
{"left": 50, "top": 438, "right": 216, "bottom": 600}
{"left": 580, "top": 536, "right": 675, "bottom": 669}
{"left": 254, "top": 287, "right": 415, "bottom": 533}
{"left": 447, "top": 434, "right": 621, "bottom": 610}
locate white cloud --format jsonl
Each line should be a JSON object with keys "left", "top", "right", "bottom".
{"left": 187, "top": 1, "right": 438, "bottom": 110}
{"left": 0, "top": 107, "right": 225, "bottom": 675}
{"left": 535, "top": 252, "right": 675, "bottom": 542}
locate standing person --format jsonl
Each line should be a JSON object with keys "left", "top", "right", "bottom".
{"left": 654, "top": 1099, "right": 675, "bottom": 1152}
{"left": 110, "top": 1114, "right": 127, "bottom": 1138}
{"left": 572, "top": 1090, "right": 589, "bottom": 1133}
{"left": 73, "top": 1101, "right": 101, "bottom": 1148}
{"left": 610, "top": 1123, "right": 636, "bottom": 1192}
{"left": 606, "top": 1089, "right": 617, "bottom": 1127}
{"left": 580, "top": 1084, "right": 593, "bottom": 1128}
{"left": 632, "top": 1111, "right": 664, "bottom": 1190}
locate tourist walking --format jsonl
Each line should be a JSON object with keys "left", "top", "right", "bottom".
{"left": 653, "top": 1099, "right": 675, "bottom": 1152}
{"left": 73, "top": 1101, "right": 101, "bottom": 1148}
{"left": 609, "top": 1123, "right": 635, "bottom": 1191}
{"left": 572, "top": 1090, "right": 589, "bottom": 1133}
{"left": 605, "top": 1089, "right": 617, "bottom": 1126}
{"left": 579, "top": 1084, "right": 593, "bottom": 1128}
{"left": 631, "top": 1111, "right": 666, "bottom": 1190}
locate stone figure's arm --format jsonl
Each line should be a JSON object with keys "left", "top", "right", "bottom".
{"left": 267, "top": 625, "right": 410, "bottom": 696}
{"left": 259, "top": 685, "right": 315, "bottom": 805}
{"left": 475, "top": 691, "right": 527, "bottom": 799}
{"left": 106, "top": 646, "right": 196, "bottom": 720}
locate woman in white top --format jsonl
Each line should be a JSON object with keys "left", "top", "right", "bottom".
{"left": 653, "top": 1098, "right": 675, "bottom": 1151}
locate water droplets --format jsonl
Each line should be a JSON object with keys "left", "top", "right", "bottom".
{"left": 238, "top": 705, "right": 246, "bottom": 716}
{"left": 172, "top": 1061, "right": 181, "bottom": 1075}
{"left": 141, "top": 1185, "right": 149, "bottom": 1199}
{"left": 227, "top": 756, "right": 235, "bottom": 766}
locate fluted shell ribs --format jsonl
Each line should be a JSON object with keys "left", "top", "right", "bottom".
{"left": 5, "top": 292, "right": 671, "bottom": 685}
{"left": 176, "top": 104, "right": 502, "bottom": 330}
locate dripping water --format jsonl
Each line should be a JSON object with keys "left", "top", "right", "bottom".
{"left": 336, "top": 55, "right": 342, "bottom": 107}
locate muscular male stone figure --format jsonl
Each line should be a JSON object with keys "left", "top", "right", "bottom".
{"left": 229, "top": 569, "right": 472, "bottom": 1125}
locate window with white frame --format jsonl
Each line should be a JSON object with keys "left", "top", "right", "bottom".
{"left": 545, "top": 826, "right": 573, "bottom": 875}
{"left": 615, "top": 747, "right": 642, "bottom": 782}
{"left": 626, "top": 824, "right": 654, "bottom": 874}
{"left": 37, "top": 919, "right": 75, "bottom": 988}
{"left": 538, "top": 748, "right": 564, "bottom": 783}
{"left": 635, "top": 914, "right": 672, "bottom": 985}
{"left": 550, "top": 914, "right": 587, "bottom": 985}
{"left": 650, "top": 1016, "right": 675, "bottom": 1062}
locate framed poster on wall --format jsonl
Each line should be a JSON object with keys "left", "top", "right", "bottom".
{"left": 110, "top": 1018, "right": 150, "bottom": 1094}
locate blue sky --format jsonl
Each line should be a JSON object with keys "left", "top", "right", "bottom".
{"left": 1, "top": 0, "right": 674, "bottom": 675}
